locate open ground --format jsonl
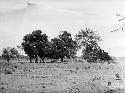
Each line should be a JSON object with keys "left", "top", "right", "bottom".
{"left": 0, "top": 58, "right": 125, "bottom": 93}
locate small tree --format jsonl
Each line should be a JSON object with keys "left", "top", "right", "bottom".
{"left": 10, "top": 48, "right": 19, "bottom": 58}
{"left": 2, "top": 47, "right": 19, "bottom": 62}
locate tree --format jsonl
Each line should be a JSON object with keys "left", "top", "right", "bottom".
{"left": 36, "top": 34, "right": 49, "bottom": 63}
{"left": 75, "top": 28, "right": 112, "bottom": 63}
{"left": 21, "top": 42, "right": 35, "bottom": 63}
{"left": 51, "top": 31, "right": 77, "bottom": 62}
{"left": 21, "top": 30, "right": 49, "bottom": 63}
{"left": 10, "top": 48, "right": 19, "bottom": 58}
{"left": 22, "top": 33, "right": 37, "bottom": 63}
{"left": 75, "top": 28, "right": 101, "bottom": 50}
{"left": 2, "top": 47, "right": 19, "bottom": 62}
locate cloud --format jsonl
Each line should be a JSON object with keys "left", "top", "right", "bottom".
{"left": 17, "top": 2, "right": 84, "bottom": 23}
{"left": 0, "top": 0, "right": 27, "bottom": 13}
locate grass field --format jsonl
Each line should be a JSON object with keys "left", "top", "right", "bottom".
{"left": 0, "top": 58, "right": 125, "bottom": 93}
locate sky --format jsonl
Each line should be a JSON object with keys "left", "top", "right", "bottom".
{"left": 0, "top": 0, "right": 125, "bottom": 57}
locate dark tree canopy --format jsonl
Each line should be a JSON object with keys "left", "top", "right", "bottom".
{"left": 21, "top": 30, "right": 49, "bottom": 63}
{"left": 83, "top": 44, "right": 113, "bottom": 63}
{"left": 51, "top": 31, "right": 77, "bottom": 62}
{"left": 21, "top": 28, "right": 113, "bottom": 63}
{"left": 21, "top": 30, "right": 77, "bottom": 63}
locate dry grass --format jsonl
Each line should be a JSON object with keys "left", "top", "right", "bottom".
{"left": 0, "top": 58, "right": 125, "bottom": 93}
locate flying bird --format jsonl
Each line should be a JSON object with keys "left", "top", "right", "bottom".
{"left": 27, "top": 2, "right": 31, "bottom": 5}
{"left": 111, "top": 25, "right": 124, "bottom": 32}
{"left": 115, "top": 14, "right": 125, "bottom": 22}
{"left": 26, "top": 1, "right": 37, "bottom": 7}
{"left": 118, "top": 17, "right": 125, "bottom": 22}
{"left": 27, "top": 2, "right": 33, "bottom": 6}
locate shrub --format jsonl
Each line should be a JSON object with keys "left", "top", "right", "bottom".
{"left": 83, "top": 45, "right": 113, "bottom": 63}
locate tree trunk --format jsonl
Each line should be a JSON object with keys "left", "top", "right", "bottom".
{"left": 61, "top": 57, "right": 63, "bottom": 62}
{"left": 35, "top": 56, "right": 38, "bottom": 63}
{"left": 42, "top": 57, "right": 45, "bottom": 63}
{"left": 40, "top": 59, "right": 42, "bottom": 63}
{"left": 29, "top": 57, "right": 32, "bottom": 63}
{"left": 7, "top": 57, "right": 10, "bottom": 62}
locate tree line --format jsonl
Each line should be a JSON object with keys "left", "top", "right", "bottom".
{"left": 1, "top": 28, "right": 113, "bottom": 63}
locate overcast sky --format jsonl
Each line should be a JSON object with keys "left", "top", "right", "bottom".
{"left": 0, "top": 0, "right": 125, "bottom": 57}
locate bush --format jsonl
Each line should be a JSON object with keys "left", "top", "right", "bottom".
{"left": 83, "top": 45, "right": 113, "bottom": 63}
{"left": 0, "top": 62, "right": 16, "bottom": 74}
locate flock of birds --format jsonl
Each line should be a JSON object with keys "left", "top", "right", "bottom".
{"left": 110, "top": 14, "right": 125, "bottom": 32}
